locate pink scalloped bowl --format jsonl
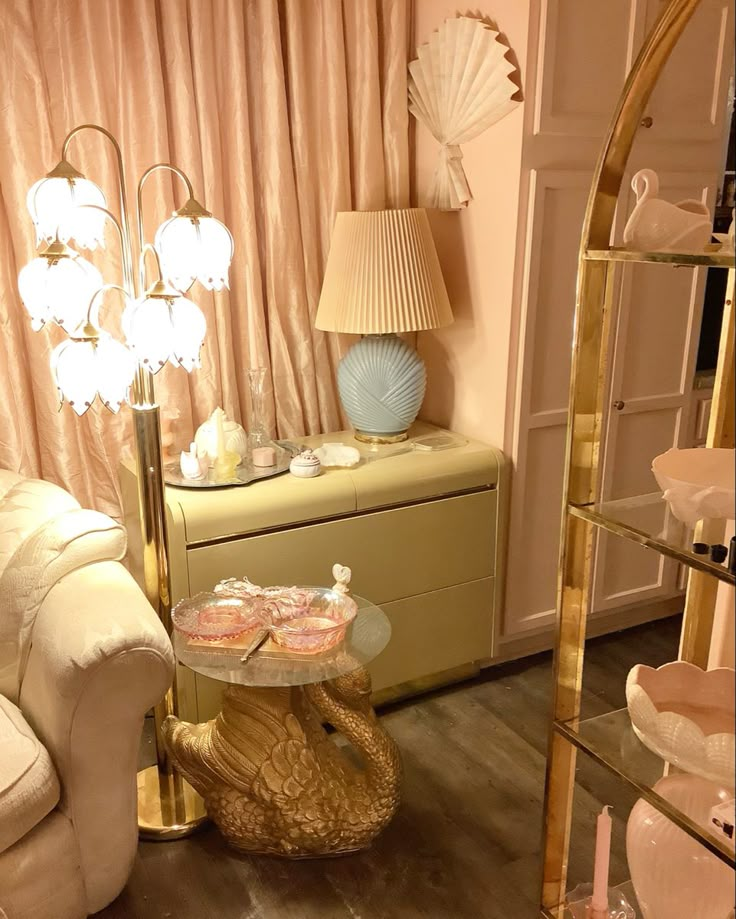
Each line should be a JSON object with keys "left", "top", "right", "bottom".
{"left": 267, "top": 588, "right": 358, "bottom": 654}
{"left": 626, "top": 661, "right": 735, "bottom": 787}
{"left": 171, "top": 593, "right": 266, "bottom": 642}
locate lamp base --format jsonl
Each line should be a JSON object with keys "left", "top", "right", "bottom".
{"left": 353, "top": 429, "right": 409, "bottom": 445}
{"left": 137, "top": 764, "right": 208, "bottom": 840}
{"left": 337, "top": 334, "right": 426, "bottom": 442}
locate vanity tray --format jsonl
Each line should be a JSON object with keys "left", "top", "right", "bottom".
{"left": 164, "top": 440, "right": 301, "bottom": 488}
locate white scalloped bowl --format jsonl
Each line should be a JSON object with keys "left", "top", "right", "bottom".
{"left": 626, "top": 662, "right": 735, "bottom": 788}
{"left": 652, "top": 447, "right": 735, "bottom": 526}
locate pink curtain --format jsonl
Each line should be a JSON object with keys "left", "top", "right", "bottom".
{"left": 0, "top": 0, "right": 410, "bottom": 518}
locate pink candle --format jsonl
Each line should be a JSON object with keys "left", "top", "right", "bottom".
{"left": 591, "top": 805, "right": 612, "bottom": 915}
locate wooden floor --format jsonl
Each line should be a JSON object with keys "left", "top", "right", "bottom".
{"left": 102, "top": 617, "right": 680, "bottom": 919}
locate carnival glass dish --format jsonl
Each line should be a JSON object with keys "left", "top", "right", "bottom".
{"left": 171, "top": 592, "right": 266, "bottom": 642}
{"left": 268, "top": 588, "right": 358, "bottom": 653}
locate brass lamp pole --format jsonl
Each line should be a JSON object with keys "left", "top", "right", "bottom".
{"left": 19, "top": 124, "right": 234, "bottom": 839}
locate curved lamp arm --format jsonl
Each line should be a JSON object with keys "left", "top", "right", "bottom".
{"left": 138, "top": 242, "right": 167, "bottom": 294}
{"left": 60, "top": 124, "right": 136, "bottom": 298}
{"left": 137, "top": 163, "right": 195, "bottom": 252}
{"left": 73, "top": 283, "right": 131, "bottom": 341}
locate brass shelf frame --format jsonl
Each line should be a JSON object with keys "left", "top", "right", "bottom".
{"left": 539, "top": 1, "right": 736, "bottom": 915}
{"left": 568, "top": 500, "right": 736, "bottom": 585}
{"left": 585, "top": 247, "right": 735, "bottom": 268}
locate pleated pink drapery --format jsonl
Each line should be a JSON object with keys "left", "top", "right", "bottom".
{"left": 0, "top": 0, "right": 410, "bottom": 518}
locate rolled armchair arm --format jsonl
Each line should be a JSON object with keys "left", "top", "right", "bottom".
{"left": 18, "top": 561, "right": 174, "bottom": 914}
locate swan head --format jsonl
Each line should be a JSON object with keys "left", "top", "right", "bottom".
{"left": 631, "top": 168, "right": 659, "bottom": 204}
{"left": 332, "top": 665, "right": 373, "bottom": 711}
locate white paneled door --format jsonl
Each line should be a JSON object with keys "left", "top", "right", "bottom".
{"left": 501, "top": 0, "right": 734, "bottom": 643}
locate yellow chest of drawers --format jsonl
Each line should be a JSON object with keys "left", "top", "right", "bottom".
{"left": 120, "top": 423, "right": 507, "bottom": 721}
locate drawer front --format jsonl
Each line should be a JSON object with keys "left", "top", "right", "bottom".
{"left": 369, "top": 578, "right": 494, "bottom": 692}
{"left": 193, "top": 577, "right": 495, "bottom": 721}
{"left": 187, "top": 490, "right": 497, "bottom": 604}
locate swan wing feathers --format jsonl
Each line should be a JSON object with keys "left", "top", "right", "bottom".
{"left": 212, "top": 688, "right": 324, "bottom": 805}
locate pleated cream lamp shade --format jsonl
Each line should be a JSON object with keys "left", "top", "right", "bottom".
{"left": 316, "top": 208, "right": 454, "bottom": 443}
{"left": 315, "top": 208, "right": 453, "bottom": 334}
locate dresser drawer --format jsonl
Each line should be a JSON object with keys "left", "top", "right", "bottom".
{"left": 187, "top": 489, "right": 496, "bottom": 604}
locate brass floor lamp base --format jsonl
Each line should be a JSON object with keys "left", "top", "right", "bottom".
{"left": 137, "top": 764, "right": 208, "bottom": 841}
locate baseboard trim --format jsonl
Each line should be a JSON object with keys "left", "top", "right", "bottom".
{"left": 488, "top": 596, "right": 683, "bottom": 667}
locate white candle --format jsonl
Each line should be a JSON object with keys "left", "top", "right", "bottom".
{"left": 591, "top": 805, "right": 612, "bottom": 916}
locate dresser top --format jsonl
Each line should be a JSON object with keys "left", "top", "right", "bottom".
{"left": 160, "top": 422, "right": 503, "bottom": 545}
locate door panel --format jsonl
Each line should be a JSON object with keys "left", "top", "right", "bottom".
{"left": 505, "top": 424, "right": 568, "bottom": 635}
{"left": 642, "top": 0, "right": 733, "bottom": 142}
{"left": 534, "top": 0, "right": 645, "bottom": 136}
{"left": 505, "top": 170, "right": 594, "bottom": 637}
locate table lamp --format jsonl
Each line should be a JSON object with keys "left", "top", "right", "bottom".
{"left": 315, "top": 208, "right": 453, "bottom": 443}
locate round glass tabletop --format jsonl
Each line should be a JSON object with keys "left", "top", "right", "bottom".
{"left": 172, "top": 594, "right": 391, "bottom": 688}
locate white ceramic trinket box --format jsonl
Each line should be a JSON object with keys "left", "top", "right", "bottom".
{"left": 289, "top": 449, "right": 321, "bottom": 478}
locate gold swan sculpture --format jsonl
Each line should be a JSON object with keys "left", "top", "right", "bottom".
{"left": 162, "top": 664, "right": 402, "bottom": 857}
{"left": 623, "top": 168, "right": 712, "bottom": 252}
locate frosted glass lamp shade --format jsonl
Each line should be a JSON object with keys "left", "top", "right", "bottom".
{"left": 26, "top": 174, "right": 107, "bottom": 250}
{"left": 51, "top": 334, "right": 135, "bottom": 415}
{"left": 155, "top": 212, "right": 234, "bottom": 292}
{"left": 18, "top": 248, "right": 103, "bottom": 332}
{"left": 123, "top": 290, "right": 207, "bottom": 373}
{"left": 315, "top": 208, "right": 453, "bottom": 334}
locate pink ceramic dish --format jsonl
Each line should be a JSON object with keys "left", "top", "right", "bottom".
{"left": 172, "top": 592, "right": 266, "bottom": 642}
{"left": 626, "top": 661, "right": 735, "bottom": 787}
{"left": 268, "top": 587, "right": 358, "bottom": 654}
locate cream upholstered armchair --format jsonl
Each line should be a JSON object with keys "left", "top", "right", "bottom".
{"left": 0, "top": 472, "right": 174, "bottom": 919}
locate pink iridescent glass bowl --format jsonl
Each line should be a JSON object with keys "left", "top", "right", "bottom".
{"left": 171, "top": 592, "right": 266, "bottom": 642}
{"left": 267, "top": 588, "right": 358, "bottom": 654}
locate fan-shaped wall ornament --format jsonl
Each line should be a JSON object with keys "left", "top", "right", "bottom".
{"left": 409, "top": 16, "right": 521, "bottom": 211}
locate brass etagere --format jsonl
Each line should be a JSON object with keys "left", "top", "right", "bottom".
{"left": 539, "top": 1, "right": 736, "bottom": 916}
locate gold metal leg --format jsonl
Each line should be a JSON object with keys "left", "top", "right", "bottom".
{"left": 162, "top": 667, "right": 402, "bottom": 857}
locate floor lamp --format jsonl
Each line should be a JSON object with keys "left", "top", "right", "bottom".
{"left": 17, "top": 124, "right": 234, "bottom": 839}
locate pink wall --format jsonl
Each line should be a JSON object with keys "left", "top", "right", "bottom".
{"left": 414, "top": 2, "right": 530, "bottom": 451}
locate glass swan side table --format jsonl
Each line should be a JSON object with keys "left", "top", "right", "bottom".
{"left": 163, "top": 598, "right": 401, "bottom": 858}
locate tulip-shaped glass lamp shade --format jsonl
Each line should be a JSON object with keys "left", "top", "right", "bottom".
{"left": 26, "top": 160, "right": 107, "bottom": 250}
{"left": 315, "top": 208, "right": 453, "bottom": 443}
{"left": 123, "top": 278, "right": 207, "bottom": 373}
{"left": 51, "top": 324, "right": 136, "bottom": 416}
{"left": 18, "top": 240, "right": 104, "bottom": 332}
{"left": 154, "top": 197, "right": 234, "bottom": 292}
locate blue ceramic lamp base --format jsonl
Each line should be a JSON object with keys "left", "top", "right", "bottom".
{"left": 337, "top": 333, "right": 427, "bottom": 444}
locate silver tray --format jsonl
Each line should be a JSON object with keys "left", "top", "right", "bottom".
{"left": 164, "top": 440, "right": 301, "bottom": 489}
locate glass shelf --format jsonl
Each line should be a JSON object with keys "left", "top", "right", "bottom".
{"left": 541, "top": 881, "right": 640, "bottom": 919}
{"left": 569, "top": 492, "right": 735, "bottom": 585}
{"left": 554, "top": 708, "right": 735, "bottom": 867}
{"left": 585, "top": 247, "right": 735, "bottom": 268}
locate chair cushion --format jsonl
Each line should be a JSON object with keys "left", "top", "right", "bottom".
{"left": 0, "top": 695, "right": 60, "bottom": 854}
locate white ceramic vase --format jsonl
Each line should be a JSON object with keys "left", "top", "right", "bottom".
{"left": 626, "top": 774, "right": 734, "bottom": 919}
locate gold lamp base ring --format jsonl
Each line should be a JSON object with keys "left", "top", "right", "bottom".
{"left": 136, "top": 764, "right": 208, "bottom": 841}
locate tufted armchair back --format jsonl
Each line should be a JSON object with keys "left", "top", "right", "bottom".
{"left": 0, "top": 471, "right": 127, "bottom": 703}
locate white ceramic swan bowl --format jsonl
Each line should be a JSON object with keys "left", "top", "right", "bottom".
{"left": 623, "top": 168, "right": 712, "bottom": 253}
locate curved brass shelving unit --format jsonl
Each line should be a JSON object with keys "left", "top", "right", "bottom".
{"left": 540, "top": 0, "right": 735, "bottom": 915}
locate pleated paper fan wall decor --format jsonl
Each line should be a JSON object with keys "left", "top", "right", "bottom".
{"left": 409, "top": 16, "right": 521, "bottom": 211}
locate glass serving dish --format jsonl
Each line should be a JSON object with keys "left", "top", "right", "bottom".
{"left": 171, "top": 592, "right": 266, "bottom": 642}
{"left": 268, "top": 588, "right": 358, "bottom": 653}
{"left": 215, "top": 578, "right": 358, "bottom": 654}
